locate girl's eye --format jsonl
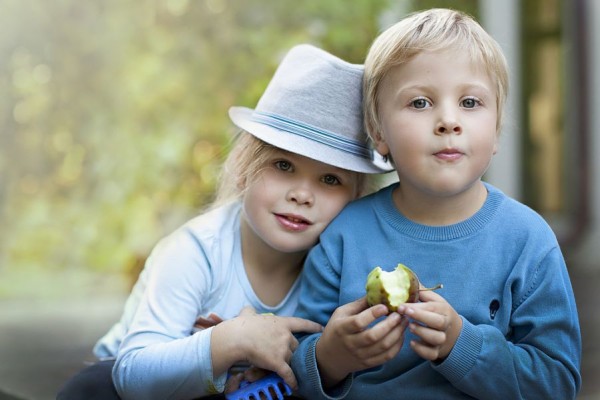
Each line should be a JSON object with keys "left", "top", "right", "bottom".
{"left": 322, "top": 175, "right": 341, "bottom": 186}
{"left": 461, "top": 97, "right": 480, "bottom": 108}
{"left": 274, "top": 160, "right": 293, "bottom": 171}
{"left": 410, "top": 97, "right": 431, "bottom": 109}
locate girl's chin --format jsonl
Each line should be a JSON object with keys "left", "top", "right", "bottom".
{"left": 269, "top": 238, "right": 317, "bottom": 254}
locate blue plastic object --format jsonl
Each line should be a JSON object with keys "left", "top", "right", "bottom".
{"left": 225, "top": 372, "right": 292, "bottom": 400}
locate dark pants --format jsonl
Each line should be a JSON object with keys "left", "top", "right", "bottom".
{"left": 56, "top": 359, "right": 120, "bottom": 400}
{"left": 56, "top": 360, "right": 302, "bottom": 399}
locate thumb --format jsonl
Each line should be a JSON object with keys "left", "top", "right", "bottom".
{"left": 336, "top": 296, "right": 371, "bottom": 317}
{"left": 337, "top": 296, "right": 389, "bottom": 327}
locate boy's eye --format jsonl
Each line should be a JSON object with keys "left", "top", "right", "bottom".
{"left": 322, "top": 174, "right": 341, "bottom": 186}
{"left": 274, "top": 160, "right": 293, "bottom": 171}
{"left": 410, "top": 98, "right": 430, "bottom": 109}
{"left": 461, "top": 97, "right": 479, "bottom": 108}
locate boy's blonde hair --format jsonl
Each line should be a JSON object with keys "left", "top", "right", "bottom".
{"left": 364, "top": 8, "right": 509, "bottom": 141}
{"left": 213, "top": 132, "right": 374, "bottom": 207}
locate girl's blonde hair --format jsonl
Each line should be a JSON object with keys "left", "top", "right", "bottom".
{"left": 364, "top": 8, "right": 509, "bottom": 141}
{"left": 212, "top": 132, "right": 376, "bottom": 207}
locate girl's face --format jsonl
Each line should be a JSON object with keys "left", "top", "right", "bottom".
{"left": 375, "top": 49, "right": 498, "bottom": 200}
{"left": 242, "top": 149, "right": 360, "bottom": 253}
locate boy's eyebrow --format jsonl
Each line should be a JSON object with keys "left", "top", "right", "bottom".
{"left": 396, "top": 82, "right": 494, "bottom": 94}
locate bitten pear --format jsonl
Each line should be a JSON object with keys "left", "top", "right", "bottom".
{"left": 365, "top": 264, "right": 443, "bottom": 311}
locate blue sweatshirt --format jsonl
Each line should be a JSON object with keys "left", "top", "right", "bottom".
{"left": 292, "top": 182, "right": 581, "bottom": 400}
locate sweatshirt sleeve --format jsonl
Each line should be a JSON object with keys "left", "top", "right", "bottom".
{"left": 112, "top": 231, "right": 226, "bottom": 400}
{"left": 291, "top": 244, "right": 354, "bottom": 400}
{"left": 433, "top": 246, "right": 582, "bottom": 399}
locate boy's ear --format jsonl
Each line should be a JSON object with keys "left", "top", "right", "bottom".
{"left": 492, "top": 135, "right": 499, "bottom": 155}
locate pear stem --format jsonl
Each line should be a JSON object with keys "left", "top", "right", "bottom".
{"left": 419, "top": 283, "right": 443, "bottom": 292}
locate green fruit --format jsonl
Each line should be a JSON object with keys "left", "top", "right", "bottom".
{"left": 365, "top": 264, "right": 442, "bottom": 311}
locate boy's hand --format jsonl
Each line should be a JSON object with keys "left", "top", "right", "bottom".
{"left": 315, "top": 296, "right": 408, "bottom": 388}
{"left": 397, "top": 289, "right": 462, "bottom": 362}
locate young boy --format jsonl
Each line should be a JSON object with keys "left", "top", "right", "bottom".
{"left": 291, "top": 8, "right": 582, "bottom": 400}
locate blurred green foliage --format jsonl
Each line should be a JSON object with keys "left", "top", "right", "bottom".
{"left": 0, "top": 0, "right": 477, "bottom": 297}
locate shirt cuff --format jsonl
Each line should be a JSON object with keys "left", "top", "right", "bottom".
{"left": 432, "top": 316, "right": 483, "bottom": 384}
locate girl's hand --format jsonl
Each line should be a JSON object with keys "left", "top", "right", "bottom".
{"left": 223, "top": 366, "right": 268, "bottom": 394}
{"left": 223, "top": 371, "right": 245, "bottom": 394}
{"left": 315, "top": 297, "right": 409, "bottom": 388}
{"left": 211, "top": 307, "right": 323, "bottom": 390}
{"left": 397, "top": 289, "right": 462, "bottom": 362}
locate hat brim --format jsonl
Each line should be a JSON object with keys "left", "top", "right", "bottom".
{"left": 229, "top": 107, "right": 392, "bottom": 174}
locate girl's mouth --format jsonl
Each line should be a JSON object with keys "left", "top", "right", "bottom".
{"left": 275, "top": 213, "right": 312, "bottom": 231}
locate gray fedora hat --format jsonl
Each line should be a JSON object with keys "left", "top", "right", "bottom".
{"left": 229, "top": 44, "right": 392, "bottom": 173}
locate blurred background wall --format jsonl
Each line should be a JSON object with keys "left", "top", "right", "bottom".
{"left": 0, "top": 0, "right": 598, "bottom": 399}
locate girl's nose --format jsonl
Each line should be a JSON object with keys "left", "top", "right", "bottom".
{"left": 286, "top": 186, "right": 315, "bottom": 206}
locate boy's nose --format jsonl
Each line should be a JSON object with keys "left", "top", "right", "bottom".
{"left": 435, "top": 103, "right": 462, "bottom": 135}
{"left": 435, "top": 121, "right": 462, "bottom": 135}
{"left": 435, "top": 111, "right": 462, "bottom": 135}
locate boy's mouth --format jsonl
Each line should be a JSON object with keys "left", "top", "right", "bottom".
{"left": 434, "top": 147, "right": 463, "bottom": 161}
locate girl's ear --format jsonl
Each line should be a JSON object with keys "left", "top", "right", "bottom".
{"left": 236, "top": 176, "right": 246, "bottom": 191}
{"left": 374, "top": 133, "right": 389, "bottom": 157}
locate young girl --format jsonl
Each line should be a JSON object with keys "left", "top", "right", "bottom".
{"left": 58, "top": 44, "right": 390, "bottom": 400}
{"left": 291, "top": 9, "right": 581, "bottom": 400}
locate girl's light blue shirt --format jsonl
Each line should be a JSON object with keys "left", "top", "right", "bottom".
{"left": 110, "top": 201, "right": 301, "bottom": 399}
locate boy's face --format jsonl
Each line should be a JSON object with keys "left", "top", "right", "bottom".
{"left": 241, "top": 149, "right": 359, "bottom": 254}
{"left": 375, "top": 49, "right": 498, "bottom": 199}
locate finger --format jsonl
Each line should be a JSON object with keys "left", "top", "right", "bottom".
{"left": 355, "top": 302, "right": 390, "bottom": 328}
{"left": 409, "top": 322, "right": 446, "bottom": 346}
{"left": 373, "top": 314, "right": 409, "bottom": 348}
{"left": 397, "top": 298, "right": 440, "bottom": 315}
{"left": 194, "top": 317, "right": 218, "bottom": 329}
{"left": 336, "top": 296, "right": 371, "bottom": 317}
{"left": 282, "top": 316, "right": 324, "bottom": 333}
{"left": 404, "top": 303, "right": 453, "bottom": 331}
{"left": 337, "top": 302, "right": 389, "bottom": 336}
{"left": 357, "top": 312, "right": 405, "bottom": 347}
{"left": 289, "top": 336, "right": 299, "bottom": 353}
{"left": 243, "top": 367, "right": 269, "bottom": 383}
{"left": 273, "top": 363, "right": 297, "bottom": 391}
{"left": 416, "top": 289, "right": 445, "bottom": 303}
{"left": 409, "top": 338, "right": 441, "bottom": 361}
{"left": 224, "top": 373, "right": 244, "bottom": 394}
{"left": 401, "top": 305, "right": 446, "bottom": 330}
{"left": 207, "top": 312, "right": 224, "bottom": 324}
{"left": 359, "top": 318, "right": 408, "bottom": 366}
{"left": 238, "top": 306, "right": 257, "bottom": 317}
